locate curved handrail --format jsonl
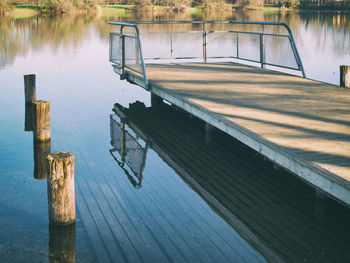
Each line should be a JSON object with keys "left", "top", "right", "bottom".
{"left": 109, "top": 21, "right": 149, "bottom": 90}
{"left": 109, "top": 20, "right": 306, "bottom": 91}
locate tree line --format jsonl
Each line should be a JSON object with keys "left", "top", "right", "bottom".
{"left": 1, "top": 0, "right": 349, "bottom": 16}
{"left": 1, "top": 0, "right": 298, "bottom": 15}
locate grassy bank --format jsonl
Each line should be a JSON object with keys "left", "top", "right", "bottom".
{"left": 1, "top": 3, "right": 40, "bottom": 18}
{"left": 102, "top": 5, "right": 134, "bottom": 9}
{"left": 12, "top": 7, "right": 39, "bottom": 18}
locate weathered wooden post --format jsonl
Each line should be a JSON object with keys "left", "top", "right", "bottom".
{"left": 33, "top": 141, "right": 51, "bottom": 180}
{"left": 33, "top": 100, "right": 50, "bottom": 143}
{"left": 340, "top": 65, "right": 350, "bottom": 88}
{"left": 49, "top": 224, "right": 76, "bottom": 263}
{"left": 24, "top": 74, "right": 36, "bottom": 131}
{"left": 47, "top": 152, "right": 76, "bottom": 225}
{"left": 24, "top": 74, "right": 36, "bottom": 104}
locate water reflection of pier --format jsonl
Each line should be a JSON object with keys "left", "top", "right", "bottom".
{"left": 110, "top": 114, "right": 148, "bottom": 188}
{"left": 112, "top": 101, "right": 350, "bottom": 263}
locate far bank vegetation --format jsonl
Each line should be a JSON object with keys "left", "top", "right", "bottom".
{"left": 1, "top": 0, "right": 303, "bottom": 16}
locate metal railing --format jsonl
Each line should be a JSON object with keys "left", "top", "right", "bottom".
{"left": 109, "top": 22, "right": 149, "bottom": 89}
{"left": 109, "top": 21, "right": 306, "bottom": 90}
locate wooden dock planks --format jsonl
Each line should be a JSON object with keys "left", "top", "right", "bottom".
{"left": 122, "top": 62, "right": 350, "bottom": 205}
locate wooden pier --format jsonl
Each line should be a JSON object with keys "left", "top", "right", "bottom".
{"left": 120, "top": 62, "right": 350, "bottom": 206}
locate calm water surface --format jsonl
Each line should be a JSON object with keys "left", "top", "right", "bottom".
{"left": 1, "top": 10, "right": 350, "bottom": 262}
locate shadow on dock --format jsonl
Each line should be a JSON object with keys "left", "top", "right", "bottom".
{"left": 111, "top": 100, "right": 350, "bottom": 263}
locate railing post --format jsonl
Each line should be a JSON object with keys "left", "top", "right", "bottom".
{"left": 170, "top": 32, "right": 173, "bottom": 58}
{"left": 236, "top": 32, "right": 239, "bottom": 59}
{"left": 109, "top": 32, "right": 112, "bottom": 62}
{"left": 260, "top": 34, "right": 265, "bottom": 69}
{"left": 202, "top": 23, "right": 207, "bottom": 62}
{"left": 340, "top": 65, "right": 350, "bottom": 88}
{"left": 120, "top": 119, "right": 126, "bottom": 163}
{"left": 120, "top": 26, "right": 126, "bottom": 80}
{"left": 135, "top": 37, "right": 140, "bottom": 65}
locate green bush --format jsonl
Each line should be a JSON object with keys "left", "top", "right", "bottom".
{"left": 47, "top": 0, "right": 98, "bottom": 13}
{"left": 48, "top": 0, "right": 74, "bottom": 13}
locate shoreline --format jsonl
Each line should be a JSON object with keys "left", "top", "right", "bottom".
{"left": 2, "top": 5, "right": 350, "bottom": 19}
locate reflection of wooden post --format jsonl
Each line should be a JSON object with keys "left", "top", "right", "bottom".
{"left": 25, "top": 103, "right": 34, "bottom": 132}
{"left": 24, "top": 74, "right": 36, "bottom": 132}
{"left": 34, "top": 141, "right": 51, "bottom": 180}
{"left": 47, "top": 152, "right": 76, "bottom": 225}
{"left": 33, "top": 100, "right": 50, "bottom": 143}
{"left": 24, "top": 74, "right": 36, "bottom": 104}
{"left": 49, "top": 224, "right": 76, "bottom": 263}
{"left": 340, "top": 65, "right": 350, "bottom": 88}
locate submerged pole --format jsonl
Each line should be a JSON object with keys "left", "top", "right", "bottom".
{"left": 33, "top": 100, "right": 50, "bottom": 143}
{"left": 47, "top": 152, "right": 76, "bottom": 225}
{"left": 340, "top": 65, "right": 350, "bottom": 88}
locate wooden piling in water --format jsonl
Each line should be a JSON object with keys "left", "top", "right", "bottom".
{"left": 47, "top": 152, "right": 76, "bottom": 225}
{"left": 24, "top": 74, "right": 36, "bottom": 104}
{"left": 33, "top": 100, "right": 50, "bottom": 143}
{"left": 24, "top": 74, "right": 36, "bottom": 132}
{"left": 340, "top": 65, "right": 350, "bottom": 88}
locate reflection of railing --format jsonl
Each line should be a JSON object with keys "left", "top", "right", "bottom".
{"left": 109, "top": 21, "right": 306, "bottom": 90}
{"left": 110, "top": 114, "right": 148, "bottom": 188}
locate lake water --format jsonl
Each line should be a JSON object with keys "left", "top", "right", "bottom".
{"left": 1, "top": 9, "right": 350, "bottom": 263}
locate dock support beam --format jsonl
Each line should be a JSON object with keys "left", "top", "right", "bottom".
{"left": 314, "top": 188, "right": 331, "bottom": 217}
{"left": 151, "top": 94, "right": 163, "bottom": 108}
{"left": 47, "top": 152, "right": 76, "bottom": 225}
{"left": 340, "top": 65, "right": 350, "bottom": 88}
{"left": 205, "top": 123, "right": 215, "bottom": 145}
